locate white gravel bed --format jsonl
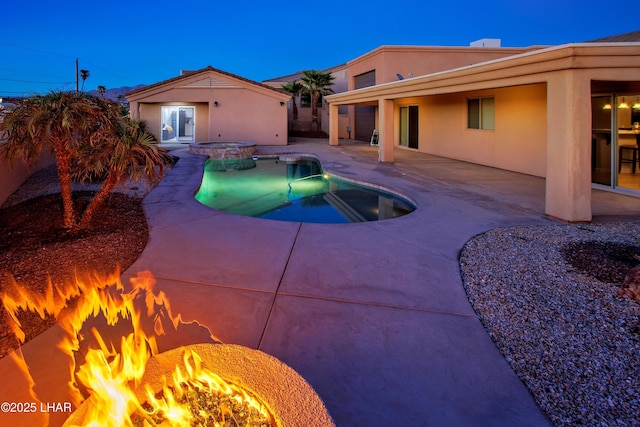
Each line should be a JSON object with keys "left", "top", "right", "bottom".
{"left": 460, "top": 223, "right": 640, "bottom": 426}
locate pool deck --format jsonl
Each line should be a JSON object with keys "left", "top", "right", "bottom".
{"left": 2, "top": 139, "right": 640, "bottom": 426}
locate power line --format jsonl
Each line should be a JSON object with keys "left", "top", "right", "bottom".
{"left": 0, "top": 90, "right": 37, "bottom": 95}
{"left": 78, "top": 59, "right": 132, "bottom": 82}
{"left": 1, "top": 42, "right": 135, "bottom": 88}
{"left": 0, "top": 66, "right": 70, "bottom": 81}
{"left": 0, "top": 77, "right": 73, "bottom": 85}
{"left": 0, "top": 41, "right": 74, "bottom": 59}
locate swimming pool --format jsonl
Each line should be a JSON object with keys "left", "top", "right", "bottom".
{"left": 195, "top": 156, "right": 416, "bottom": 223}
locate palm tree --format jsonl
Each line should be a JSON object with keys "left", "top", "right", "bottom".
{"left": 0, "top": 91, "right": 116, "bottom": 229}
{"left": 80, "top": 69, "right": 90, "bottom": 92}
{"left": 281, "top": 80, "right": 304, "bottom": 122}
{"left": 0, "top": 91, "right": 171, "bottom": 231}
{"left": 97, "top": 85, "right": 106, "bottom": 98}
{"left": 75, "top": 117, "right": 172, "bottom": 229}
{"left": 300, "top": 70, "right": 335, "bottom": 131}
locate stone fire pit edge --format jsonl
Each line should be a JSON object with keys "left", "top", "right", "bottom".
{"left": 64, "top": 343, "right": 335, "bottom": 427}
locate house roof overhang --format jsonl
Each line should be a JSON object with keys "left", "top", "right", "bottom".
{"left": 325, "top": 43, "right": 640, "bottom": 105}
{"left": 125, "top": 66, "right": 291, "bottom": 103}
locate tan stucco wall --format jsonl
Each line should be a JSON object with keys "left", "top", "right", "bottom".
{"left": 348, "top": 46, "right": 542, "bottom": 89}
{"left": 207, "top": 89, "right": 288, "bottom": 144}
{"left": 409, "top": 84, "right": 547, "bottom": 177}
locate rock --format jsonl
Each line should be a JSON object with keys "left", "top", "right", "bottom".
{"left": 619, "top": 265, "right": 640, "bottom": 302}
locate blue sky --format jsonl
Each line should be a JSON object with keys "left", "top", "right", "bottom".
{"left": 1, "top": 0, "right": 637, "bottom": 97}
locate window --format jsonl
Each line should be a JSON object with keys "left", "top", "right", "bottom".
{"left": 467, "top": 97, "right": 494, "bottom": 130}
{"left": 301, "top": 93, "right": 311, "bottom": 108}
{"left": 354, "top": 70, "right": 375, "bottom": 89}
{"left": 300, "top": 93, "right": 322, "bottom": 108}
{"left": 161, "top": 106, "right": 195, "bottom": 142}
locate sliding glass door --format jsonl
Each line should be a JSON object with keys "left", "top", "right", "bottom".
{"left": 592, "top": 94, "right": 640, "bottom": 191}
{"left": 591, "top": 96, "right": 612, "bottom": 186}
{"left": 161, "top": 106, "right": 195, "bottom": 143}
{"left": 399, "top": 106, "right": 419, "bottom": 149}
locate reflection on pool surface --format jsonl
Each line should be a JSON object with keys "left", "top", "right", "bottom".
{"left": 195, "top": 156, "right": 416, "bottom": 223}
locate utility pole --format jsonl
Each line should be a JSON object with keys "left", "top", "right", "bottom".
{"left": 75, "top": 58, "right": 79, "bottom": 94}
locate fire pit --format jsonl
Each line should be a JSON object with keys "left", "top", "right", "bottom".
{"left": 0, "top": 269, "right": 333, "bottom": 427}
{"left": 64, "top": 343, "right": 334, "bottom": 427}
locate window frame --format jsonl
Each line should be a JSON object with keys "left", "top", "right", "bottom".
{"left": 467, "top": 96, "right": 495, "bottom": 130}
{"left": 300, "top": 93, "right": 311, "bottom": 108}
{"left": 300, "top": 93, "right": 322, "bottom": 108}
{"left": 160, "top": 105, "right": 196, "bottom": 143}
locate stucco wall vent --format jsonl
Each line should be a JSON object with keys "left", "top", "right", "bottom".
{"left": 183, "top": 77, "right": 240, "bottom": 88}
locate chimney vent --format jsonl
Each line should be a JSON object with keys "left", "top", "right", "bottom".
{"left": 470, "top": 38, "right": 501, "bottom": 47}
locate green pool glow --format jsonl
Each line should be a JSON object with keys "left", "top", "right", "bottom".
{"left": 195, "top": 157, "right": 415, "bottom": 223}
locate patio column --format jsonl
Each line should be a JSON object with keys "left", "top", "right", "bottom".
{"left": 545, "top": 71, "right": 592, "bottom": 222}
{"left": 329, "top": 103, "right": 339, "bottom": 146}
{"left": 378, "top": 98, "right": 395, "bottom": 162}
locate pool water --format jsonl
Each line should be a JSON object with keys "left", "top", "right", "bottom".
{"left": 195, "top": 157, "right": 415, "bottom": 223}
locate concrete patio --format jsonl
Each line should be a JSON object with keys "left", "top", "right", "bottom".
{"left": 1, "top": 139, "right": 639, "bottom": 426}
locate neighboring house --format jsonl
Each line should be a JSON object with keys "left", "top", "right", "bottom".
{"left": 263, "top": 63, "right": 348, "bottom": 137}
{"left": 0, "top": 100, "right": 17, "bottom": 124}
{"left": 126, "top": 66, "right": 291, "bottom": 146}
{"left": 326, "top": 32, "right": 640, "bottom": 222}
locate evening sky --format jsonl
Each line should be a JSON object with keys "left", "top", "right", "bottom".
{"left": 1, "top": 0, "right": 636, "bottom": 96}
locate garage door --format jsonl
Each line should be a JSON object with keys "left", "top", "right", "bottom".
{"left": 354, "top": 71, "right": 376, "bottom": 142}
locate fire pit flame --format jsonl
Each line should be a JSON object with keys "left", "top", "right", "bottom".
{"left": 139, "top": 349, "right": 273, "bottom": 426}
{"left": 1, "top": 270, "right": 334, "bottom": 427}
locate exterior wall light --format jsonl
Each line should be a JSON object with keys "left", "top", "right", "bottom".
{"left": 214, "top": 101, "right": 219, "bottom": 107}
{"left": 280, "top": 101, "right": 285, "bottom": 106}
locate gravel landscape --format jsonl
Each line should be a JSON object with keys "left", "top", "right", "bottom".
{"left": 460, "top": 223, "right": 640, "bottom": 426}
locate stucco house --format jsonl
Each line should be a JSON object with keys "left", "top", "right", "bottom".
{"left": 126, "top": 66, "right": 290, "bottom": 146}
{"left": 325, "top": 33, "right": 640, "bottom": 222}
{"left": 340, "top": 41, "right": 545, "bottom": 142}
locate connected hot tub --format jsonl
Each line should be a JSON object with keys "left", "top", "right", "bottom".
{"left": 189, "top": 141, "right": 257, "bottom": 159}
